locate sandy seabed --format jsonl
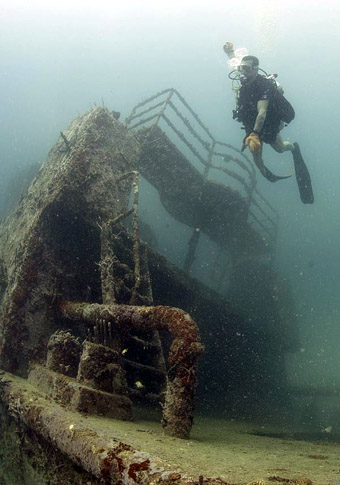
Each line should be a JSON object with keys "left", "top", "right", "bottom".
{"left": 87, "top": 407, "right": 340, "bottom": 485}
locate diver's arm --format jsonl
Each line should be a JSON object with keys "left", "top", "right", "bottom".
{"left": 253, "top": 99, "right": 268, "bottom": 133}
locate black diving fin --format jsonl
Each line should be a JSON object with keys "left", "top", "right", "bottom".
{"left": 292, "top": 142, "right": 314, "bottom": 204}
{"left": 262, "top": 166, "right": 292, "bottom": 183}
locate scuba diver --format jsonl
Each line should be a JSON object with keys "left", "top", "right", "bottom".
{"left": 224, "top": 42, "right": 314, "bottom": 204}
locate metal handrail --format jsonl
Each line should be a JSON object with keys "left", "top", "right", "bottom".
{"left": 161, "top": 113, "right": 208, "bottom": 167}
{"left": 125, "top": 88, "right": 279, "bottom": 248}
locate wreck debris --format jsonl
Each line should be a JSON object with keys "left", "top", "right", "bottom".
{"left": 0, "top": 372, "right": 157, "bottom": 483}
{"left": 59, "top": 131, "right": 71, "bottom": 153}
{"left": 100, "top": 169, "right": 141, "bottom": 307}
{"left": 111, "top": 207, "right": 134, "bottom": 225}
{"left": 268, "top": 478, "right": 312, "bottom": 485}
{"left": 140, "top": 245, "right": 154, "bottom": 305}
{"left": 131, "top": 171, "right": 141, "bottom": 304}
{"left": 90, "top": 318, "right": 116, "bottom": 348}
{"left": 112, "top": 110, "right": 121, "bottom": 120}
{"left": 110, "top": 169, "right": 141, "bottom": 305}
{"left": 30, "top": 332, "right": 133, "bottom": 420}
{"left": 0, "top": 107, "right": 140, "bottom": 375}
{"left": 112, "top": 170, "right": 144, "bottom": 304}
{"left": 184, "top": 227, "right": 201, "bottom": 273}
{"left": 77, "top": 341, "right": 121, "bottom": 393}
{"left": 100, "top": 223, "right": 119, "bottom": 307}
{"left": 29, "top": 362, "right": 133, "bottom": 420}
{"left": 96, "top": 213, "right": 167, "bottom": 416}
{"left": 0, "top": 258, "right": 7, "bottom": 303}
{"left": 247, "top": 481, "right": 268, "bottom": 485}
{"left": 46, "top": 330, "right": 81, "bottom": 378}
{"left": 59, "top": 300, "right": 204, "bottom": 438}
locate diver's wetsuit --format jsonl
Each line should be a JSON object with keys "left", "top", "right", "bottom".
{"left": 237, "top": 74, "right": 281, "bottom": 143}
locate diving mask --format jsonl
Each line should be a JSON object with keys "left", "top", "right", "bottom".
{"left": 238, "top": 62, "right": 255, "bottom": 74}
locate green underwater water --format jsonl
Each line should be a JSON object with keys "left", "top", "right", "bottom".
{"left": 2, "top": 1, "right": 340, "bottom": 484}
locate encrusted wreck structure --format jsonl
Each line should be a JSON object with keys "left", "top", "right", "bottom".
{"left": 0, "top": 89, "right": 299, "bottom": 484}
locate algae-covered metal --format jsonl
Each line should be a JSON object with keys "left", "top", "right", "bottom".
{"left": 0, "top": 107, "right": 203, "bottom": 439}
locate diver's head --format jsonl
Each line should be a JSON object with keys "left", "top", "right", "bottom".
{"left": 239, "top": 55, "right": 259, "bottom": 80}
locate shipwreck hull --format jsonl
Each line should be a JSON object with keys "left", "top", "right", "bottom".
{"left": 0, "top": 107, "right": 205, "bottom": 441}
{"left": 0, "top": 105, "right": 300, "bottom": 483}
{"left": 0, "top": 109, "right": 140, "bottom": 374}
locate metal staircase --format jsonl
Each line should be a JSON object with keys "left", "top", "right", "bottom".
{"left": 126, "top": 88, "right": 279, "bottom": 278}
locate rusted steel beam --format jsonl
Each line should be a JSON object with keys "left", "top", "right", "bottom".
{"left": 0, "top": 372, "right": 179, "bottom": 484}
{"left": 59, "top": 301, "right": 204, "bottom": 439}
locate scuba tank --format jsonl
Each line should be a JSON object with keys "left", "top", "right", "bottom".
{"left": 265, "top": 73, "right": 283, "bottom": 94}
{"left": 264, "top": 73, "right": 295, "bottom": 124}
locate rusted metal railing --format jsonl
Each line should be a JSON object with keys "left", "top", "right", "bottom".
{"left": 59, "top": 300, "right": 204, "bottom": 439}
{"left": 125, "top": 88, "right": 279, "bottom": 250}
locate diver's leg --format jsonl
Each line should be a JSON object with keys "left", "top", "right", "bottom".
{"left": 270, "top": 134, "right": 295, "bottom": 153}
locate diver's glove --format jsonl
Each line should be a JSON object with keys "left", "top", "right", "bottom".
{"left": 245, "top": 132, "right": 261, "bottom": 153}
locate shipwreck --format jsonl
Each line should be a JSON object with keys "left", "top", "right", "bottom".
{"left": 0, "top": 89, "right": 299, "bottom": 484}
